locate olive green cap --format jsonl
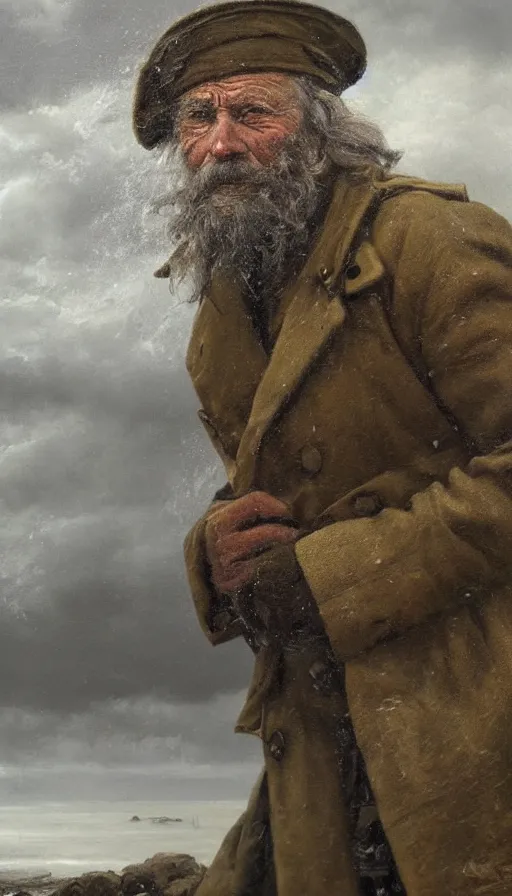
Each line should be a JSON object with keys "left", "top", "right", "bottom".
{"left": 133, "top": 0, "right": 367, "bottom": 150}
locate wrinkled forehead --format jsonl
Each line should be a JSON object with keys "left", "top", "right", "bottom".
{"left": 181, "top": 72, "right": 301, "bottom": 107}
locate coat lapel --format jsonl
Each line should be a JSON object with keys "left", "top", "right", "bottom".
{"left": 232, "top": 276, "right": 346, "bottom": 493}
{"left": 233, "top": 177, "right": 382, "bottom": 495}
{"left": 186, "top": 269, "right": 269, "bottom": 466}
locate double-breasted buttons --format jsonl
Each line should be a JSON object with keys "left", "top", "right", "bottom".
{"left": 309, "top": 660, "right": 335, "bottom": 695}
{"left": 300, "top": 445, "right": 323, "bottom": 475}
{"left": 351, "top": 493, "right": 384, "bottom": 518}
{"left": 267, "top": 730, "right": 286, "bottom": 762}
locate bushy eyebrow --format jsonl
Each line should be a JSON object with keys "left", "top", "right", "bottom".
{"left": 178, "top": 97, "right": 216, "bottom": 118}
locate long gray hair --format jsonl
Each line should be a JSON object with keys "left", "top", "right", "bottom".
{"left": 294, "top": 77, "right": 402, "bottom": 179}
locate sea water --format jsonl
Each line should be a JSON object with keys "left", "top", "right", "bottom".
{"left": 0, "top": 801, "right": 246, "bottom": 878}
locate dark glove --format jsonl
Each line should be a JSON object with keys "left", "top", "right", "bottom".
{"left": 232, "top": 542, "right": 325, "bottom": 644}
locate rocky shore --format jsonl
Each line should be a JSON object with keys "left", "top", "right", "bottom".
{"left": 0, "top": 853, "right": 206, "bottom": 896}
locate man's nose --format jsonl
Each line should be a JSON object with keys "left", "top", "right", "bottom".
{"left": 208, "top": 114, "right": 247, "bottom": 161}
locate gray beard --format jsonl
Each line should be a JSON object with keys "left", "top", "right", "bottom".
{"left": 156, "top": 131, "right": 330, "bottom": 305}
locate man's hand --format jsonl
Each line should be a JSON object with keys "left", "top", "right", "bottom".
{"left": 205, "top": 490, "right": 299, "bottom": 594}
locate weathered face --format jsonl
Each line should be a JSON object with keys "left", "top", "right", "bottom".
{"left": 177, "top": 73, "right": 303, "bottom": 170}
{"left": 164, "top": 73, "right": 323, "bottom": 302}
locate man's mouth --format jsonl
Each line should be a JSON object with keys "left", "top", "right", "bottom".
{"left": 213, "top": 181, "right": 255, "bottom": 193}
{"left": 206, "top": 181, "right": 258, "bottom": 204}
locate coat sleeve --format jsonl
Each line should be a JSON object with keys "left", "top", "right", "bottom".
{"left": 295, "top": 191, "right": 512, "bottom": 661}
{"left": 183, "top": 483, "right": 244, "bottom": 646}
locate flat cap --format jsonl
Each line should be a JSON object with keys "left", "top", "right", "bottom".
{"left": 133, "top": 0, "right": 367, "bottom": 150}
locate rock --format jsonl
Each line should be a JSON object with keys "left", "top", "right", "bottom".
{"left": 130, "top": 817, "right": 141, "bottom": 823}
{"left": 51, "top": 871, "right": 121, "bottom": 896}
{"left": 121, "top": 854, "right": 206, "bottom": 896}
{"left": 41, "top": 854, "right": 205, "bottom": 896}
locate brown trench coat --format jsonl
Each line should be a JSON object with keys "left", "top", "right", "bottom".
{"left": 183, "top": 170, "right": 512, "bottom": 896}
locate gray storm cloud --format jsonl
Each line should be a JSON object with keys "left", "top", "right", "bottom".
{"left": 1, "top": 0, "right": 511, "bottom": 794}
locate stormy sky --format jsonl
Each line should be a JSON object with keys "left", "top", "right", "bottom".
{"left": 1, "top": 0, "right": 511, "bottom": 802}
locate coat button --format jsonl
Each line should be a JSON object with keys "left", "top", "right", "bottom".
{"left": 300, "top": 445, "right": 323, "bottom": 475}
{"left": 309, "top": 660, "right": 335, "bottom": 695}
{"left": 351, "top": 493, "right": 384, "bottom": 518}
{"left": 267, "top": 730, "right": 286, "bottom": 762}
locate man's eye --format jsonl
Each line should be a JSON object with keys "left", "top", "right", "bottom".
{"left": 242, "top": 106, "right": 271, "bottom": 116}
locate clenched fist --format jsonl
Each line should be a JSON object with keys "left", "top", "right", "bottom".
{"left": 205, "top": 490, "right": 299, "bottom": 594}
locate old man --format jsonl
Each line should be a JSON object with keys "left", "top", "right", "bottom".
{"left": 133, "top": 2, "right": 512, "bottom": 894}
